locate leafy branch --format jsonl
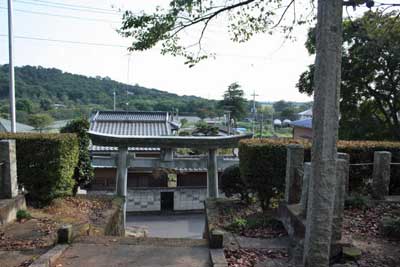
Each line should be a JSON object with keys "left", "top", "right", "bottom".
{"left": 118, "top": 0, "right": 399, "bottom": 66}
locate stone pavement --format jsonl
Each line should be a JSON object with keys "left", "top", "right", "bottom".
{"left": 126, "top": 213, "right": 205, "bottom": 239}
{"left": 53, "top": 236, "right": 211, "bottom": 267}
{"left": 224, "top": 232, "right": 290, "bottom": 250}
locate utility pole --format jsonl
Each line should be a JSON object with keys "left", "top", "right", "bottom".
{"left": 259, "top": 112, "right": 264, "bottom": 138}
{"left": 226, "top": 111, "right": 231, "bottom": 135}
{"left": 126, "top": 53, "right": 132, "bottom": 111}
{"left": 251, "top": 91, "right": 258, "bottom": 137}
{"left": 113, "top": 90, "right": 116, "bottom": 111}
{"left": 8, "top": 0, "right": 16, "bottom": 133}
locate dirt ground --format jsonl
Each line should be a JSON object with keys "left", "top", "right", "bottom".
{"left": 219, "top": 200, "right": 400, "bottom": 267}
{"left": 215, "top": 201, "right": 287, "bottom": 239}
{"left": 0, "top": 196, "right": 117, "bottom": 267}
{"left": 342, "top": 202, "right": 400, "bottom": 267}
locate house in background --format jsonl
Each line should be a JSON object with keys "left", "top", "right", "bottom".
{"left": 298, "top": 108, "right": 313, "bottom": 120}
{"left": 44, "top": 120, "right": 71, "bottom": 133}
{"left": 89, "top": 110, "right": 238, "bottom": 212}
{"left": 290, "top": 118, "right": 312, "bottom": 139}
{"left": 0, "top": 118, "right": 34, "bottom": 133}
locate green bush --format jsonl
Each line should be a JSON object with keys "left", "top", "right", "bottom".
{"left": 337, "top": 141, "right": 400, "bottom": 194}
{"left": 227, "top": 217, "right": 247, "bottom": 231}
{"left": 239, "top": 139, "right": 310, "bottom": 210}
{"left": 246, "top": 216, "right": 284, "bottom": 230}
{"left": 380, "top": 216, "right": 400, "bottom": 239}
{"left": 16, "top": 209, "right": 31, "bottom": 221}
{"left": 61, "top": 118, "right": 94, "bottom": 193}
{"left": 0, "top": 133, "right": 79, "bottom": 206}
{"left": 239, "top": 138, "right": 400, "bottom": 209}
{"left": 220, "top": 165, "right": 250, "bottom": 202}
{"left": 344, "top": 194, "right": 369, "bottom": 210}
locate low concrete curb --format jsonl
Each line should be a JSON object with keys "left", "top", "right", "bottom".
{"left": 209, "top": 249, "right": 228, "bottom": 267}
{"left": 29, "top": 244, "right": 69, "bottom": 267}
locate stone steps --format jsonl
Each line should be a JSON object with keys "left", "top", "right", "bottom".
{"left": 75, "top": 235, "right": 208, "bottom": 247}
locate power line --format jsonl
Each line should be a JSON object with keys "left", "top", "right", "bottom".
{"left": 14, "top": 0, "right": 121, "bottom": 15}
{"left": 0, "top": 7, "right": 120, "bottom": 23}
{"left": 0, "top": 34, "right": 303, "bottom": 61}
{"left": 0, "top": 34, "right": 127, "bottom": 48}
{"left": 21, "top": 0, "right": 121, "bottom": 13}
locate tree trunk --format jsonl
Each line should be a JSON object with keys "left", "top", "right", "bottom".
{"left": 303, "top": 0, "right": 343, "bottom": 266}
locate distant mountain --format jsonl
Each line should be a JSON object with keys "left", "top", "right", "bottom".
{"left": 0, "top": 65, "right": 219, "bottom": 123}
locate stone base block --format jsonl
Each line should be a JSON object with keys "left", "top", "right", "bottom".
{"left": 278, "top": 202, "right": 346, "bottom": 263}
{"left": 383, "top": 195, "right": 400, "bottom": 203}
{"left": 278, "top": 203, "right": 306, "bottom": 239}
{"left": 209, "top": 229, "right": 224, "bottom": 249}
{"left": 0, "top": 195, "right": 26, "bottom": 226}
{"left": 210, "top": 249, "right": 228, "bottom": 267}
{"left": 58, "top": 224, "right": 73, "bottom": 244}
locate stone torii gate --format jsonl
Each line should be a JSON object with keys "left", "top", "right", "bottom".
{"left": 88, "top": 131, "right": 251, "bottom": 228}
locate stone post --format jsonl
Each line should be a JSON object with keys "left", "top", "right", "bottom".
{"left": 285, "top": 144, "right": 304, "bottom": 204}
{"left": 372, "top": 151, "right": 391, "bottom": 200}
{"left": 160, "top": 148, "right": 174, "bottom": 162}
{"left": 303, "top": 0, "right": 343, "bottom": 265}
{"left": 207, "top": 148, "right": 218, "bottom": 198}
{"left": 337, "top": 153, "right": 350, "bottom": 196}
{"left": 116, "top": 146, "right": 128, "bottom": 230}
{"left": 0, "top": 140, "right": 18, "bottom": 198}
{"left": 300, "top": 162, "right": 311, "bottom": 217}
{"left": 116, "top": 146, "right": 128, "bottom": 197}
{"left": 332, "top": 158, "right": 347, "bottom": 242}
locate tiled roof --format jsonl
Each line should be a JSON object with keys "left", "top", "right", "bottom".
{"left": 0, "top": 118, "right": 35, "bottom": 132}
{"left": 93, "top": 111, "right": 168, "bottom": 122}
{"left": 90, "top": 145, "right": 160, "bottom": 152}
{"left": 89, "top": 110, "right": 178, "bottom": 136}
{"left": 90, "top": 121, "right": 170, "bottom": 136}
{"left": 290, "top": 118, "right": 312, "bottom": 129}
{"left": 298, "top": 108, "right": 313, "bottom": 116}
{"left": 89, "top": 111, "right": 179, "bottom": 152}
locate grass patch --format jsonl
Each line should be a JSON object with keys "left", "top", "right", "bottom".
{"left": 16, "top": 209, "right": 32, "bottom": 221}
{"left": 345, "top": 194, "right": 369, "bottom": 210}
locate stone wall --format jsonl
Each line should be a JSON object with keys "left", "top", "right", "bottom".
{"left": 126, "top": 187, "right": 207, "bottom": 212}
{"left": 104, "top": 197, "right": 125, "bottom": 236}
{"left": 0, "top": 194, "right": 26, "bottom": 226}
{"left": 293, "top": 127, "right": 312, "bottom": 139}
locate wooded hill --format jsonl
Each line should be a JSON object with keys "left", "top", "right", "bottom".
{"left": 0, "top": 65, "right": 218, "bottom": 123}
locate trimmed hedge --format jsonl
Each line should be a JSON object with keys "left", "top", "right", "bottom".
{"left": 239, "top": 139, "right": 400, "bottom": 208}
{"left": 220, "top": 164, "right": 251, "bottom": 202}
{"left": 0, "top": 133, "right": 79, "bottom": 205}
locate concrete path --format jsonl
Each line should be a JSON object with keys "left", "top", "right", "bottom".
{"left": 53, "top": 236, "right": 211, "bottom": 267}
{"left": 126, "top": 213, "right": 205, "bottom": 239}
{"left": 224, "top": 232, "right": 290, "bottom": 250}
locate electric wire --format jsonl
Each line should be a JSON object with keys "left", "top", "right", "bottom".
{"left": 13, "top": 0, "right": 121, "bottom": 15}
{"left": 0, "top": 7, "right": 120, "bottom": 23}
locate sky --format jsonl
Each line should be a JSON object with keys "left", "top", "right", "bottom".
{"left": 0, "top": 0, "right": 316, "bottom": 102}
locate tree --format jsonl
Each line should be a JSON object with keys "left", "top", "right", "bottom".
{"left": 280, "top": 106, "right": 298, "bottom": 121}
{"left": 0, "top": 65, "right": 221, "bottom": 120}
{"left": 193, "top": 120, "right": 219, "bottom": 136}
{"left": 16, "top": 98, "right": 33, "bottom": 113}
{"left": 220, "top": 165, "right": 251, "bottom": 202}
{"left": 180, "top": 118, "right": 188, "bottom": 127}
{"left": 60, "top": 118, "right": 94, "bottom": 193}
{"left": 258, "top": 105, "right": 273, "bottom": 117}
{"left": 118, "top": 1, "right": 398, "bottom": 265}
{"left": 297, "top": 11, "right": 400, "bottom": 140}
{"left": 28, "top": 114, "right": 53, "bottom": 132}
{"left": 272, "top": 100, "right": 293, "bottom": 114}
{"left": 219, "top": 83, "right": 247, "bottom": 123}
{"left": 118, "top": 0, "right": 317, "bottom": 66}
{"left": 40, "top": 98, "right": 52, "bottom": 111}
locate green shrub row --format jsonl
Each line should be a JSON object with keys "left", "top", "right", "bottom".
{"left": 239, "top": 138, "right": 400, "bottom": 209}
{"left": 0, "top": 133, "right": 79, "bottom": 205}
